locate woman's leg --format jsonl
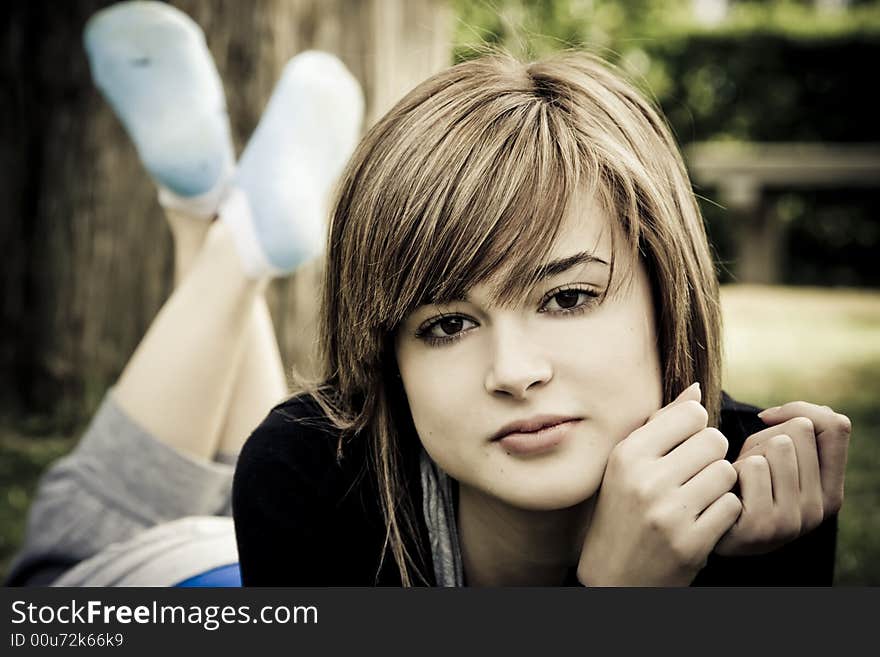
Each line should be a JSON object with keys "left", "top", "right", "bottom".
{"left": 167, "top": 207, "right": 287, "bottom": 462}
{"left": 7, "top": 208, "right": 251, "bottom": 587}
{"left": 7, "top": 3, "right": 364, "bottom": 587}
{"left": 111, "top": 216, "right": 263, "bottom": 462}
{"left": 205, "top": 53, "right": 366, "bottom": 457}
{"left": 167, "top": 209, "right": 211, "bottom": 289}
{"left": 160, "top": 51, "right": 366, "bottom": 460}
{"left": 215, "top": 296, "right": 287, "bottom": 460}
{"left": 85, "top": 5, "right": 365, "bottom": 463}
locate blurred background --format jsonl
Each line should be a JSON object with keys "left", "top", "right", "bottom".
{"left": 1, "top": 0, "right": 877, "bottom": 584}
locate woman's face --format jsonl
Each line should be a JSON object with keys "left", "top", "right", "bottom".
{"left": 394, "top": 194, "right": 664, "bottom": 511}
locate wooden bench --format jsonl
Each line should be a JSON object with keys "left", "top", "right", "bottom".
{"left": 684, "top": 142, "right": 880, "bottom": 283}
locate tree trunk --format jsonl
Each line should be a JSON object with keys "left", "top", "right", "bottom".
{"left": 0, "top": 0, "right": 452, "bottom": 426}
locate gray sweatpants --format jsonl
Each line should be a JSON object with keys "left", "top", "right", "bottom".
{"left": 7, "top": 392, "right": 238, "bottom": 586}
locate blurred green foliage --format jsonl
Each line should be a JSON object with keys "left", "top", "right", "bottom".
{"left": 453, "top": 0, "right": 880, "bottom": 64}
{"left": 453, "top": 0, "right": 880, "bottom": 287}
{"left": 0, "top": 423, "right": 74, "bottom": 581}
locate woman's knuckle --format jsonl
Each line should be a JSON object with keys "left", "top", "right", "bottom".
{"left": 788, "top": 416, "right": 815, "bottom": 437}
{"left": 834, "top": 413, "right": 853, "bottom": 437}
{"left": 744, "top": 454, "right": 768, "bottom": 471}
{"left": 645, "top": 505, "right": 668, "bottom": 533}
{"left": 669, "top": 535, "right": 698, "bottom": 566}
{"left": 802, "top": 501, "right": 824, "bottom": 531}
{"left": 769, "top": 434, "right": 795, "bottom": 456}
{"left": 802, "top": 513, "right": 821, "bottom": 534}
{"left": 717, "top": 460, "right": 738, "bottom": 487}
{"left": 634, "top": 479, "right": 656, "bottom": 504}
{"left": 702, "top": 428, "right": 728, "bottom": 455}
{"left": 825, "top": 490, "right": 844, "bottom": 515}
{"left": 780, "top": 514, "right": 802, "bottom": 542}
{"left": 683, "top": 400, "right": 709, "bottom": 427}
{"left": 734, "top": 515, "right": 755, "bottom": 538}
{"left": 654, "top": 499, "right": 683, "bottom": 528}
{"left": 723, "top": 492, "right": 743, "bottom": 516}
{"left": 675, "top": 400, "right": 708, "bottom": 429}
{"left": 756, "top": 520, "right": 776, "bottom": 543}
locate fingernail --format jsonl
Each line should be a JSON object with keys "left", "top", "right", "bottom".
{"left": 672, "top": 382, "right": 701, "bottom": 404}
{"left": 674, "top": 383, "right": 693, "bottom": 400}
{"left": 758, "top": 406, "right": 780, "bottom": 418}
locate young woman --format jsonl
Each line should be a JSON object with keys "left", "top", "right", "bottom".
{"left": 232, "top": 51, "right": 852, "bottom": 587}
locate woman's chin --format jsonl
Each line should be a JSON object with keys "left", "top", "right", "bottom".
{"left": 480, "top": 470, "right": 604, "bottom": 512}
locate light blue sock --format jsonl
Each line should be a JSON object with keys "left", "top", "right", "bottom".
{"left": 84, "top": 1, "right": 234, "bottom": 210}
{"left": 223, "top": 51, "right": 364, "bottom": 277}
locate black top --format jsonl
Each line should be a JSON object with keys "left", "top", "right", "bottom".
{"left": 232, "top": 392, "right": 837, "bottom": 586}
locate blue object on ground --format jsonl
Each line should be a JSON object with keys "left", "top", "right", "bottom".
{"left": 175, "top": 562, "right": 241, "bottom": 588}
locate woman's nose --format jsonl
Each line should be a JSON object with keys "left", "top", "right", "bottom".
{"left": 483, "top": 322, "right": 553, "bottom": 399}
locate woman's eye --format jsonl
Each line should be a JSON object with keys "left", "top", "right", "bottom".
{"left": 434, "top": 316, "right": 461, "bottom": 336}
{"left": 420, "top": 315, "right": 476, "bottom": 340}
{"left": 540, "top": 288, "right": 598, "bottom": 313}
{"left": 415, "top": 287, "right": 597, "bottom": 345}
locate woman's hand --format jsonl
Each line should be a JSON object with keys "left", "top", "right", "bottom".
{"left": 576, "top": 383, "right": 742, "bottom": 586}
{"left": 714, "top": 402, "right": 852, "bottom": 556}
{"left": 757, "top": 402, "right": 851, "bottom": 518}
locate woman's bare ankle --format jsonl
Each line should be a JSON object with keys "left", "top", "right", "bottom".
{"left": 166, "top": 208, "right": 212, "bottom": 284}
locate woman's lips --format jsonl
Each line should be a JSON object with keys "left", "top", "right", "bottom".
{"left": 494, "top": 419, "right": 581, "bottom": 456}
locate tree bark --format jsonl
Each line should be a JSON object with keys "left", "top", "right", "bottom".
{"left": 0, "top": 0, "right": 452, "bottom": 425}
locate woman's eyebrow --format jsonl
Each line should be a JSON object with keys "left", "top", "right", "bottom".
{"left": 532, "top": 251, "right": 609, "bottom": 281}
{"left": 420, "top": 251, "right": 610, "bottom": 307}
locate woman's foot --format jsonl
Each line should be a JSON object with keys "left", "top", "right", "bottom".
{"left": 222, "top": 51, "right": 364, "bottom": 278}
{"left": 84, "top": 1, "right": 234, "bottom": 218}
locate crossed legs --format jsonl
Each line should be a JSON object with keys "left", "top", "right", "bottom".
{"left": 5, "top": 2, "right": 363, "bottom": 586}
{"left": 111, "top": 210, "right": 287, "bottom": 464}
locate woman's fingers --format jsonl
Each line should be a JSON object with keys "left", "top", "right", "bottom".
{"left": 678, "top": 459, "right": 738, "bottom": 516}
{"left": 627, "top": 399, "right": 708, "bottom": 458}
{"left": 668, "top": 457, "right": 740, "bottom": 561}
{"left": 740, "top": 434, "right": 800, "bottom": 529}
{"left": 647, "top": 382, "right": 701, "bottom": 423}
{"left": 759, "top": 401, "right": 852, "bottom": 435}
{"left": 734, "top": 436, "right": 800, "bottom": 552}
{"left": 759, "top": 401, "right": 851, "bottom": 515}
{"left": 738, "top": 419, "right": 824, "bottom": 533}
{"left": 784, "top": 420, "right": 825, "bottom": 532}
{"left": 765, "top": 435, "right": 800, "bottom": 520}
{"left": 659, "top": 428, "right": 728, "bottom": 487}
{"left": 736, "top": 454, "right": 773, "bottom": 512}
{"left": 694, "top": 492, "right": 743, "bottom": 554}
{"left": 740, "top": 416, "right": 810, "bottom": 457}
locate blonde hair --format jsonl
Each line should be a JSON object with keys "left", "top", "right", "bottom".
{"left": 296, "top": 50, "right": 722, "bottom": 586}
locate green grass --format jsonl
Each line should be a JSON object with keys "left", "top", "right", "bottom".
{"left": 1, "top": 284, "right": 877, "bottom": 584}
{"left": 0, "top": 426, "right": 75, "bottom": 581}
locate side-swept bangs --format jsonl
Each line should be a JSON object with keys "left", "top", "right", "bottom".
{"left": 346, "top": 62, "right": 588, "bottom": 331}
